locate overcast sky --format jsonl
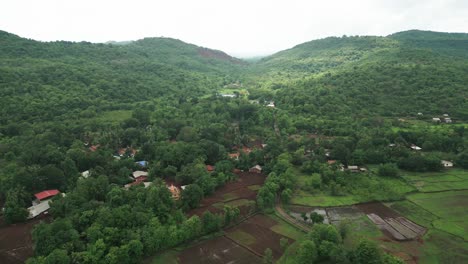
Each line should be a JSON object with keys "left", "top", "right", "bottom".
{"left": 1, "top": 0, "right": 467, "bottom": 57}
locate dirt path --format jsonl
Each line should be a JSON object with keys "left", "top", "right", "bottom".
{"left": 274, "top": 198, "right": 310, "bottom": 233}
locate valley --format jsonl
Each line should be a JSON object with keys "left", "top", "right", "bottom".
{"left": 0, "top": 29, "right": 467, "bottom": 264}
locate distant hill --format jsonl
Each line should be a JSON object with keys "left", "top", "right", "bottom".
{"left": 0, "top": 30, "right": 245, "bottom": 123}
{"left": 248, "top": 30, "right": 468, "bottom": 119}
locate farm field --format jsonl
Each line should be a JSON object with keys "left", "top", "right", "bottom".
{"left": 187, "top": 171, "right": 265, "bottom": 218}
{"left": 400, "top": 169, "right": 468, "bottom": 192}
{"left": 151, "top": 214, "right": 302, "bottom": 263}
{"left": 406, "top": 190, "right": 468, "bottom": 240}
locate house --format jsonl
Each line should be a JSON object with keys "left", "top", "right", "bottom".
{"left": 327, "top": 160, "right": 337, "bottom": 165}
{"left": 206, "top": 165, "right": 215, "bottom": 172}
{"left": 441, "top": 160, "right": 453, "bottom": 168}
{"left": 432, "top": 118, "right": 441, "bottom": 123}
{"left": 168, "top": 185, "right": 180, "bottom": 200}
{"left": 443, "top": 114, "right": 449, "bottom": 117}
{"left": 220, "top": 93, "right": 236, "bottom": 98}
{"left": 124, "top": 178, "right": 151, "bottom": 189}
{"left": 410, "top": 145, "right": 422, "bottom": 151}
{"left": 180, "top": 185, "right": 188, "bottom": 190}
{"left": 417, "top": 112, "right": 423, "bottom": 116}
{"left": 241, "top": 146, "right": 252, "bottom": 154}
{"left": 249, "top": 165, "right": 262, "bottom": 173}
{"left": 132, "top": 171, "right": 148, "bottom": 179}
{"left": 27, "top": 200, "right": 51, "bottom": 219}
{"left": 266, "top": 101, "right": 275, "bottom": 108}
{"left": 228, "top": 152, "right": 240, "bottom": 160}
{"left": 388, "top": 144, "right": 396, "bottom": 147}
{"left": 34, "top": 190, "right": 60, "bottom": 202}
{"left": 135, "top": 161, "right": 148, "bottom": 168}
{"left": 81, "top": 170, "right": 90, "bottom": 179}
{"left": 118, "top": 147, "right": 137, "bottom": 157}
{"left": 347, "top": 166, "right": 360, "bottom": 173}
{"left": 444, "top": 118, "right": 452, "bottom": 123}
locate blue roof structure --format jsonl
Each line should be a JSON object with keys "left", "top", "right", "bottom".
{"left": 136, "top": 161, "right": 148, "bottom": 167}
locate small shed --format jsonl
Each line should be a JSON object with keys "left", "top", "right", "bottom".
{"left": 135, "top": 161, "right": 148, "bottom": 167}
{"left": 228, "top": 152, "right": 240, "bottom": 160}
{"left": 441, "top": 160, "right": 453, "bottom": 168}
{"left": 410, "top": 145, "right": 422, "bottom": 151}
{"left": 132, "top": 171, "right": 148, "bottom": 179}
{"left": 81, "top": 170, "right": 90, "bottom": 179}
{"left": 249, "top": 165, "right": 262, "bottom": 173}
{"left": 27, "top": 200, "right": 51, "bottom": 219}
{"left": 168, "top": 185, "right": 180, "bottom": 200}
{"left": 206, "top": 165, "right": 215, "bottom": 172}
{"left": 347, "top": 166, "right": 360, "bottom": 173}
{"left": 432, "top": 118, "right": 441, "bottom": 122}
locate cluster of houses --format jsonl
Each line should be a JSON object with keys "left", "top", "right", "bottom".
{"left": 432, "top": 114, "right": 452, "bottom": 124}
{"left": 27, "top": 189, "right": 64, "bottom": 219}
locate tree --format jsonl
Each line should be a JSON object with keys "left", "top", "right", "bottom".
{"left": 310, "top": 212, "right": 324, "bottom": 224}
{"left": 201, "top": 211, "right": 222, "bottom": 234}
{"left": 281, "top": 188, "right": 292, "bottom": 203}
{"left": 352, "top": 240, "right": 382, "bottom": 264}
{"left": 280, "top": 237, "right": 289, "bottom": 251}
{"left": 377, "top": 163, "right": 399, "bottom": 177}
{"left": 3, "top": 188, "right": 29, "bottom": 224}
{"left": 263, "top": 248, "right": 273, "bottom": 264}
{"left": 301, "top": 212, "right": 309, "bottom": 222}
{"left": 456, "top": 151, "right": 468, "bottom": 169}
{"left": 181, "top": 184, "right": 204, "bottom": 209}
{"left": 297, "top": 240, "right": 317, "bottom": 264}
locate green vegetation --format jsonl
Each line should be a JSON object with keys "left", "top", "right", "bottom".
{"left": 407, "top": 191, "right": 468, "bottom": 240}
{"left": 1, "top": 29, "right": 468, "bottom": 263}
{"left": 228, "top": 230, "right": 256, "bottom": 245}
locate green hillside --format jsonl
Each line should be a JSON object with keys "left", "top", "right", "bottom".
{"left": 0, "top": 30, "right": 245, "bottom": 123}
{"left": 248, "top": 30, "right": 468, "bottom": 119}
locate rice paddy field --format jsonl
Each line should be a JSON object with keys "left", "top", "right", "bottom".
{"left": 289, "top": 166, "right": 468, "bottom": 263}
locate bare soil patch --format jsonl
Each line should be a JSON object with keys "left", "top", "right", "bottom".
{"left": 178, "top": 236, "right": 260, "bottom": 264}
{"left": 187, "top": 172, "right": 265, "bottom": 218}
{"left": 0, "top": 215, "right": 50, "bottom": 264}
{"left": 226, "top": 214, "right": 293, "bottom": 260}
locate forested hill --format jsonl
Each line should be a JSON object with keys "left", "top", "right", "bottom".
{"left": 249, "top": 30, "right": 468, "bottom": 119}
{"left": 0, "top": 30, "right": 245, "bottom": 123}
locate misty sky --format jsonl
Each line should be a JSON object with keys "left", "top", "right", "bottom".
{"left": 1, "top": 0, "right": 467, "bottom": 57}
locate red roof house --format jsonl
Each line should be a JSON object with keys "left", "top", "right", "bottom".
{"left": 34, "top": 190, "right": 60, "bottom": 201}
{"left": 206, "top": 165, "right": 215, "bottom": 172}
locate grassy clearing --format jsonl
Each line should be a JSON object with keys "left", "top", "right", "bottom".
{"left": 268, "top": 214, "right": 306, "bottom": 240}
{"left": 247, "top": 184, "right": 261, "bottom": 191}
{"left": 291, "top": 191, "right": 360, "bottom": 207}
{"left": 222, "top": 192, "right": 239, "bottom": 201}
{"left": 419, "top": 229, "right": 468, "bottom": 263}
{"left": 407, "top": 190, "right": 468, "bottom": 240}
{"left": 227, "top": 230, "right": 256, "bottom": 246}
